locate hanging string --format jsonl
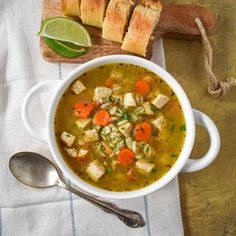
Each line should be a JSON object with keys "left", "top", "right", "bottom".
{"left": 195, "top": 17, "right": 236, "bottom": 97}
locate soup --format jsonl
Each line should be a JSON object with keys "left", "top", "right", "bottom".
{"left": 55, "top": 63, "right": 186, "bottom": 191}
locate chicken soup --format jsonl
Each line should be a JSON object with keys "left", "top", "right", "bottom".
{"left": 55, "top": 63, "right": 186, "bottom": 191}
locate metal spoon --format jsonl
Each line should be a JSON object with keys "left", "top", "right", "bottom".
{"left": 9, "top": 152, "right": 145, "bottom": 228}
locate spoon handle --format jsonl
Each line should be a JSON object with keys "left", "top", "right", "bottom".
{"left": 57, "top": 181, "right": 145, "bottom": 228}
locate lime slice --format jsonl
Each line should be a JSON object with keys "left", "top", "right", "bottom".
{"left": 38, "top": 17, "right": 92, "bottom": 47}
{"left": 44, "top": 37, "right": 87, "bottom": 58}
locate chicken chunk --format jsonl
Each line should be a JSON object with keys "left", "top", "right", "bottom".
{"left": 65, "top": 148, "right": 79, "bottom": 158}
{"left": 86, "top": 160, "right": 105, "bottom": 182}
{"left": 75, "top": 118, "right": 92, "bottom": 130}
{"left": 93, "top": 87, "right": 112, "bottom": 103}
{"left": 152, "top": 93, "right": 169, "bottom": 109}
{"left": 71, "top": 80, "right": 86, "bottom": 95}
{"left": 77, "top": 148, "right": 89, "bottom": 158}
{"left": 124, "top": 93, "right": 136, "bottom": 107}
{"left": 61, "top": 131, "right": 75, "bottom": 147}
{"left": 152, "top": 115, "right": 166, "bottom": 130}
{"left": 83, "top": 128, "right": 99, "bottom": 143}
{"left": 135, "top": 159, "right": 155, "bottom": 174}
{"left": 118, "top": 122, "right": 133, "bottom": 137}
{"left": 143, "top": 102, "right": 153, "bottom": 115}
{"left": 65, "top": 148, "right": 88, "bottom": 158}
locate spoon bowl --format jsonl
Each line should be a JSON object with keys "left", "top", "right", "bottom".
{"left": 9, "top": 152, "right": 59, "bottom": 188}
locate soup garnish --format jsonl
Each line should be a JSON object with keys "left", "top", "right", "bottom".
{"left": 55, "top": 63, "right": 186, "bottom": 191}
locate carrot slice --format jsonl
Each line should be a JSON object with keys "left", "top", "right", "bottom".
{"left": 134, "top": 122, "right": 152, "bottom": 141}
{"left": 74, "top": 101, "right": 94, "bottom": 118}
{"left": 118, "top": 148, "right": 135, "bottom": 166}
{"left": 94, "top": 110, "right": 110, "bottom": 126}
{"left": 105, "top": 78, "right": 113, "bottom": 88}
{"left": 135, "top": 80, "right": 150, "bottom": 96}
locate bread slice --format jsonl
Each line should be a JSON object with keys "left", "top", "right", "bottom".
{"left": 140, "top": 0, "right": 162, "bottom": 10}
{"left": 61, "top": 0, "right": 80, "bottom": 18}
{"left": 121, "top": 3, "right": 162, "bottom": 56}
{"left": 80, "top": 0, "right": 108, "bottom": 28}
{"left": 102, "top": 0, "right": 133, "bottom": 43}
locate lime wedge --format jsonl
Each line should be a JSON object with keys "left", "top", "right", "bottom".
{"left": 38, "top": 17, "right": 92, "bottom": 47}
{"left": 44, "top": 37, "right": 87, "bottom": 58}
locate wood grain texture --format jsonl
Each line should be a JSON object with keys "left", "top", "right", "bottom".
{"left": 159, "top": 3, "right": 215, "bottom": 39}
{"left": 40, "top": 0, "right": 215, "bottom": 63}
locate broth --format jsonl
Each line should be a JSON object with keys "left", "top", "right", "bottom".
{"left": 55, "top": 63, "right": 186, "bottom": 191}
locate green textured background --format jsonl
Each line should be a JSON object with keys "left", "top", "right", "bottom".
{"left": 164, "top": 0, "right": 236, "bottom": 235}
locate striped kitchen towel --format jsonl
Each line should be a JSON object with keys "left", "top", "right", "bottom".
{"left": 0, "top": 0, "right": 183, "bottom": 235}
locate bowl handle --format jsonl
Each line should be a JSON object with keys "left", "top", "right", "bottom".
{"left": 21, "top": 80, "right": 61, "bottom": 143}
{"left": 181, "top": 109, "right": 220, "bottom": 172}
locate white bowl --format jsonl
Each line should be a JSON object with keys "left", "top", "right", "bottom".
{"left": 22, "top": 55, "right": 220, "bottom": 199}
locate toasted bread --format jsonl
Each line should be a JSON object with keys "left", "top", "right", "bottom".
{"left": 102, "top": 0, "right": 133, "bottom": 43}
{"left": 61, "top": 0, "right": 80, "bottom": 17}
{"left": 140, "top": 0, "right": 162, "bottom": 11}
{"left": 121, "top": 4, "right": 161, "bottom": 56}
{"left": 80, "top": 0, "right": 108, "bottom": 28}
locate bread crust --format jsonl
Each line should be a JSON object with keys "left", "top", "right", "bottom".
{"left": 80, "top": 0, "right": 108, "bottom": 28}
{"left": 140, "top": 0, "right": 162, "bottom": 11}
{"left": 61, "top": 0, "right": 80, "bottom": 17}
{"left": 121, "top": 4, "right": 161, "bottom": 56}
{"left": 102, "top": 0, "right": 133, "bottom": 42}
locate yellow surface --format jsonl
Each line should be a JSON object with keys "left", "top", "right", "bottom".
{"left": 164, "top": 0, "right": 236, "bottom": 235}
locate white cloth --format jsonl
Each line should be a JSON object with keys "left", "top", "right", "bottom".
{"left": 0, "top": 0, "right": 184, "bottom": 235}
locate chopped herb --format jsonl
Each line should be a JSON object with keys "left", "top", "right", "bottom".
{"left": 171, "top": 90, "right": 175, "bottom": 96}
{"left": 150, "top": 104, "right": 158, "bottom": 112}
{"left": 109, "top": 96, "right": 113, "bottom": 102}
{"left": 106, "top": 167, "right": 113, "bottom": 173}
{"left": 171, "top": 154, "right": 177, "bottom": 157}
{"left": 98, "top": 127, "right": 103, "bottom": 133}
{"left": 120, "top": 112, "right": 131, "bottom": 121}
{"left": 130, "top": 131, "right": 135, "bottom": 140}
{"left": 66, "top": 134, "right": 71, "bottom": 137}
{"left": 170, "top": 124, "right": 175, "bottom": 133}
{"left": 180, "top": 124, "right": 186, "bottom": 131}
{"left": 151, "top": 168, "right": 158, "bottom": 173}
{"left": 144, "top": 144, "right": 150, "bottom": 153}
{"left": 101, "top": 145, "right": 105, "bottom": 151}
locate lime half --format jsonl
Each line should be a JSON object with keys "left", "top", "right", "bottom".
{"left": 38, "top": 17, "right": 92, "bottom": 47}
{"left": 44, "top": 37, "right": 87, "bottom": 58}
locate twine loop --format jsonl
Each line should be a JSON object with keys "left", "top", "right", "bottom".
{"left": 195, "top": 17, "right": 236, "bottom": 97}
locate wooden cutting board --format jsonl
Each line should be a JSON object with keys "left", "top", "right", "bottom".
{"left": 40, "top": 0, "right": 215, "bottom": 63}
